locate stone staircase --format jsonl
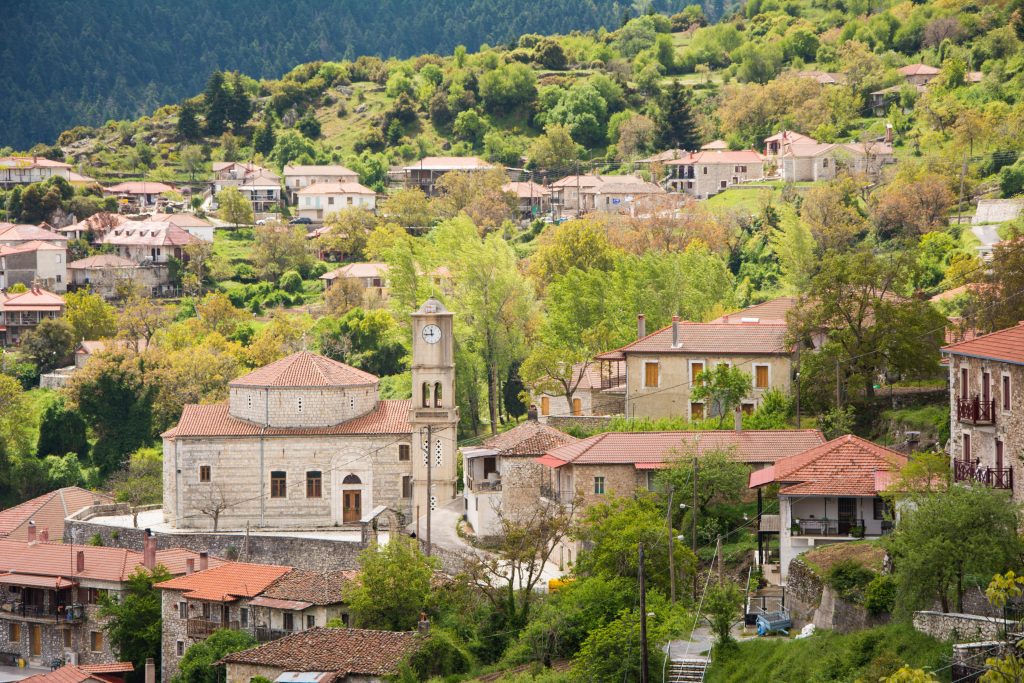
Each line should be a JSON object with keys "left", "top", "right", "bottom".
{"left": 666, "top": 657, "right": 710, "bottom": 682}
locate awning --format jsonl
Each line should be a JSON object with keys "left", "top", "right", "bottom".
{"left": 633, "top": 462, "right": 668, "bottom": 470}
{"left": 749, "top": 466, "right": 777, "bottom": 488}
{"left": 0, "top": 573, "right": 77, "bottom": 589}
{"left": 462, "top": 447, "right": 498, "bottom": 460}
{"left": 248, "top": 596, "right": 313, "bottom": 611}
{"left": 534, "top": 454, "right": 567, "bottom": 468}
{"left": 275, "top": 673, "right": 336, "bottom": 683}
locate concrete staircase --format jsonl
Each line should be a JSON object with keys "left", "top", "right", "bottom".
{"left": 667, "top": 657, "right": 710, "bottom": 682}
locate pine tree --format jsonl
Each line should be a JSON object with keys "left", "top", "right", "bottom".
{"left": 296, "top": 109, "right": 322, "bottom": 140}
{"left": 177, "top": 102, "right": 201, "bottom": 141}
{"left": 227, "top": 73, "right": 252, "bottom": 132}
{"left": 202, "top": 71, "right": 229, "bottom": 136}
{"left": 657, "top": 80, "right": 699, "bottom": 151}
{"left": 37, "top": 396, "right": 90, "bottom": 460}
{"left": 252, "top": 115, "right": 276, "bottom": 156}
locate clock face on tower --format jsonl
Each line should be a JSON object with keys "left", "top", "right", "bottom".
{"left": 421, "top": 324, "right": 442, "bottom": 344}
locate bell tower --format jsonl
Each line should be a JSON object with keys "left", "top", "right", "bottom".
{"left": 409, "top": 298, "right": 459, "bottom": 523}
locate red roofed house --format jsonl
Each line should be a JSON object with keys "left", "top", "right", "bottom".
{"left": 0, "top": 534, "right": 219, "bottom": 669}
{"left": 594, "top": 298, "right": 798, "bottom": 421}
{"left": 462, "top": 415, "right": 578, "bottom": 537}
{"left": 763, "top": 130, "right": 818, "bottom": 157}
{"left": 0, "top": 287, "right": 66, "bottom": 345}
{"left": 748, "top": 435, "right": 906, "bottom": 579}
{"left": 402, "top": 156, "right": 493, "bottom": 196}
{"left": 319, "top": 263, "right": 389, "bottom": 307}
{"left": 537, "top": 428, "right": 826, "bottom": 567}
{"left": 663, "top": 149, "right": 765, "bottom": 199}
{"left": 899, "top": 63, "right": 941, "bottom": 87}
{"left": 96, "top": 220, "right": 199, "bottom": 294}
{"left": 0, "top": 487, "right": 111, "bottom": 543}
{"left": 295, "top": 182, "right": 376, "bottom": 220}
{"left": 102, "top": 182, "right": 178, "bottom": 211}
{"left": 0, "top": 157, "right": 72, "bottom": 187}
{"left": 534, "top": 360, "right": 626, "bottom": 422}
{"left": 550, "top": 174, "right": 663, "bottom": 215}
{"left": 211, "top": 163, "right": 282, "bottom": 215}
{"left": 217, "top": 626, "right": 424, "bottom": 683}
{"left": 780, "top": 141, "right": 895, "bottom": 182}
{"left": 20, "top": 661, "right": 134, "bottom": 683}
{"left": 503, "top": 181, "right": 551, "bottom": 218}
{"left": 161, "top": 299, "right": 459, "bottom": 533}
{"left": 0, "top": 240, "right": 67, "bottom": 292}
{"left": 942, "top": 322, "right": 1024, "bottom": 502}
{"left": 0, "top": 223, "right": 69, "bottom": 248}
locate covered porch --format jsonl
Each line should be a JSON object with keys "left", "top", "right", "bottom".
{"left": 463, "top": 447, "right": 503, "bottom": 537}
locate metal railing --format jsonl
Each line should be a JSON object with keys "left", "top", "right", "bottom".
{"left": 954, "top": 459, "right": 1013, "bottom": 490}
{"left": 791, "top": 518, "right": 869, "bottom": 537}
{"left": 957, "top": 396, "right": 996, "bottom": 424}
{"left": 539, "top": 483, "right": 574, "bottom": 504}
{"left": 0, "top": 603, "right": 84, "bottom": 624}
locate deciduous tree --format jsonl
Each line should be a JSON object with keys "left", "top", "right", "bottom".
{"left": 99, "top": 565, "right": 172, "bottom": 683}
{"left": 216, "top": 186, "right": 254, "bottom": 228}
{"left": 343, "top": 537, "right": 438, "bottom": 631}
{"left": 22, "top": 318, "right": 76, "bottom": 372}
{"left": 691, "top": 364, "right": 753, "bottom": 427}
{"left": 109, "top": 447, "right": 163, "bottom": 528}
{"left": 64, "top": 289, "right": 118, "bottom": 341}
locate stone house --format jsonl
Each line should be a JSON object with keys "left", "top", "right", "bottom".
{"left": 536, "top": 429, "right": 826, "bottom": 567}
{"left": 942, "top": 322, "right": 1024, "bottom": 503}
{"left": 98, "top": 221, "right": 199, "bottom": 266}
{"left": 763, "top": 131, "right": 817, "bottom": 157}
{"left": 0, "top": 157, "right": 72, "bottom": 187}
{"left": 161, "top": 300, "right": 460, "bottom": 531}
{"left": 66, "top": 255, "right": 158, "bottom": 300}
{"left": 462, "top": 417, "right": 578, "bottom": 538}
{"left": 156, "top": 561, "right": 291, "bottom": 681}
{"left": 594, "top": 299, "right": 798, "bottom": 421}
{"left": 549, "top": 174, "right": 659, "bottom": 214}
{"left": 248, "top": 568, "right": 356, "bottom": 637}
{"left": 0, "top": 240, "right": 67, "bottom": 292}
{"left": 780, "top": 142, "right": 895, "bottom": 181}
{"left": 211, "top": 163, "right": 282, "bottom": 214}
{"left": 296, "top": 182, "right": 376, "bottom": 221}
{"left": 102, "top": 182, "right": 178, "bottom": 211}
{"left": 0, "top": 223, "right": 68, "bottom": 249}
{"left": 898, "top": 63, "right": 940, "bottom": 87}
{"left": 149, "top": 213, "right": 215, "bottom": 243}
{"left": 0, "top": 487, "right": 111, "bottom": 542}
{"left": 535, "top": 361, "right": 625, "bottom": 422}
{"left": 283, "top": 165, "right": 360, "bottom": 204}
{"left": 502, "top": 181, "right": 551, "bottom": 218}
{"left": 663, "top": 150, "right": 765, "bottom": 198}
{"left": 217, "top": 626, "right": 424, "bottom": 683}
{"left": 0, "top": 288, "right": 65, "bottom": 345}
{"left": 402, "top": 156, "right": 493, "bottom": 196}
{"left": 319, "top": 263, "right": 389, "bottom": 307}
{"left": 58, "top": 213, "right": 128, "bottom": 242}
{"left": 749, "top": 435, "right": 906, "bottom": 580}
{"left": 0, "top": 534, "right": 216, "bottom": 670}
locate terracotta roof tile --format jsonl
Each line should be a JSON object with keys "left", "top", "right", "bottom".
{"left": 709, "top": 297, "right": 798, "bottom": 324}
{"left": 284, "top": 165, "right": 359, "bottom": 177}
{"left": 99, "top": 221, "right": 199, "bottom": 248}
{"left": 77, "top": 664, "right": 135, "bottom": 674}
{"left": 664, "top": 150, "right": 765, "bottom": 165}
{"left": 162, "top": 400, "right": 412, "bottom": 438}
{"left": 749, "top": 434, "right": 907, "bottom": 496}
{"left": 156, "top": 562, "right": 291, "bottom": 601}
{"left": 402, "top": 156, "right": 492, "bottom": 171}
{"left": 899, "top": 63, "right": 940, "bottom": 76}
{"left": 104, "top": 181, "right": 177, "bottom": 194}
{"left": 0, "top": 486, "right": 111, "bottom": 537}
{"left": 230, "top": 351, "right": 379, "bottom": 388}
{"left": 941, "top": 321, "right": 1024, "bottom": 365}
{"left": 1, "top": 288, "right": 66, "bottom": 311}
{"left": 0, "top": 156, "right": 72, "bottom": 170}
{"left": 258, "top": 569, "right": 357, "bottom": 605}
{"left": 0, "top": 223, "right": 69, "bottom": 242}
{"left": 218, "top": 627, "right": 422, "bottom": 676}
{"left": 539, "top": 430, "right": 826, "bottom": 467}
{"left": 295, "top": 182, "right": 375, "bottom": 196}
{"left": 482, "top": 421, "right": 577, "bottom": 456}
{"left": 0, "top": 539, "right": 217, "bottom": 583}
{"left": 21, "top": 664, "right": 129, "bottom": 683}
{"left": 67, "top": 254, "right": 139, "bottom": 269}
{"left": 596, "top": 321, "right": 790, "bottom": 359}
{"left": 320, "top": 263, "right": 388, "bottom": 280}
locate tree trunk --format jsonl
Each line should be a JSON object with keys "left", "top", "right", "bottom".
{"left": 488, "top": 363, "right": 499, "bottom": 436}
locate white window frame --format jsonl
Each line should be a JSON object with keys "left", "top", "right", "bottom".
{"left": 593, "top": 476, "right": 605, "bottom": 495}
{"left": 1002, "top": 372, "right": 1012, "bottom": 413}
{"left": 643, "top": 360, "right": 660, "bottom": 388}
{"left": 753, "top": 363, "right": 771, "bottom": 389}
{"left": 689, "top": 359, "right": 707, "bottom": 385}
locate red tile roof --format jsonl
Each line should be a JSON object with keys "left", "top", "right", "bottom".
{"left": 67, "top": 254, "right": 139, "bottom": 269}
{"left": 295, "top": 181, "right": 375, "bottom": 196}
{"left": 0, "top": 486, "right": 111, "bottom": 538}
{"left": 482, "top": 420, "right": 577, "bottom": 456}
{"left": 403, "top": 156, "right": 492, "bottom": 171}
{"left": 77, "top": 664, "right": 134, "bottom": 674}
{"left": 764, "top": 130, "right": 817, "bottom": 145}
{"left": 320, "top": 263, "right": 388, "bottom": 280}
{"left": 103, "top": 181, "right": 177, "bottom": 194}
{"left": 0, "top": 222, "right": 69, "bottom": 242}
{"left": 503, "top": 181, "right": 551, "bottom": 198}
{"left": 155, "top": 562, "right": 291, "bottom": 601}
{"left": 162, "top": 400, "right": 412, "bottom": 438}
{"left": 257, "top": 568, "right": 358, "bottom": 605}
{"left": 596, "top": 321, "right": 790, "bottom": 360}
{"left": 0, "top": 156, "right": 72, "bottom": 169}
{"left": 941, "top": 321, "right": 1024, "bottom": 366}
{"left": 664, "top": 149, "right": 765, "bottom": 165}
{"left": 218, "top": 627, "right": 422, "bottom": 676}
{"left": 230, "top": 351, "right": 379, "bottom": 388}
{"left": 99, "top": 221, "right": 199, "bottom": 248}
{"left": 538, "top": 429, "right": 826, "bottom": 467}
{"left": 21, "top": 664, "right": 132, "bottom": 683}
{"left": 748, "top": 434, "right": 907, "bottom": 496}
{"left": 1, "top": 288, "right": 66, "bottom": 311}
{"left": 899, "top": 63, "right": 940, "bottom": 76}
{"left": 709, "top": 297, "right": 798, "bottom": 324}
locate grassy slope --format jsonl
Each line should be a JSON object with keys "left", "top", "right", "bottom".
{"left": 706, "top": 624, "right": 950, "bottom": 683}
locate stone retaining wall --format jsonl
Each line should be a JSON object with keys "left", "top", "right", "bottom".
{"left": 785, "top": 558, "right": 888, "bottom": 633}
{"left": 545, "top": 415, "right": 615, "bottom": 432}
{"left": 913, "top": 611, "right": 1017, "bottom": 643}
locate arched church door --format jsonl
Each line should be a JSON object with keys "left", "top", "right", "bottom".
{"left": 342, "top": 474, "right": 362, "bottom": 523}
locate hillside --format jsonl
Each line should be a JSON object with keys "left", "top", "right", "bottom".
{"left": 0, "top": 0, "right": 665, "bottom": 149}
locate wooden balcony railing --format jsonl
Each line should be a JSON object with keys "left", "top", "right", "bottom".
{"left": 957, "top": 397, "right": 996, "bottom": 425}
{"left": 953, "top": 458, "right": 1013, "bottom": 490}
{"left": 254, "top": 626, "right": 297, "bottom": 642}
{"left": 187, "top": 618, "right": 239, "bottom": 639}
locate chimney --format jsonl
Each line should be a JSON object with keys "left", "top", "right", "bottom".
{"left": 722, "top": 314, "right": 729, "bottom": 323}
{"left": 199, "top": 552, "right": 209, "bottom": 571}
{"left": 417, "top": 612, "right": 430, "bottom": 635}
{"left": 734, "top": 405, "right": 743, "bottom": 432}
{"left": 885, "top": 123, "right": 894, "bottom": 144}
{"left": 26, "top": 521, "right": 36, "bottom": 544}
{"left": 671, "top": 315, "right": 680, "bottom": 348}
{"left": 185, "top": 559, "right": 194, "bottom": 575}
{"left": 76, "top": 550, "right": 85, "bottom": 573}
{"left": 145, "top": 658, "right": 155, "bottom": 683}
{"left": 527, "top": 404, "right": 538, "bottom": 421}
{"left": 637, "top": 314, "right": 646, "bottom": 340}
{"left": 39, "top": 528, "right": 48, "bottom": 543}
{"left": 143, "top": 533, "right": 156, "bottom": 570}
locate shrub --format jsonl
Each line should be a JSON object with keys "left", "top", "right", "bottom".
{"left": 279, "top": 269, "right": 303, "bottom": 293}
{"left": 828, "top": 559, "right": 876, "bottom": 602}
{"left": 234, "top": 263, "right": 257, "bottom": 282}
{"left": 309, "top": 262, "right": 329, "bottom": 278}
{"left": 865, "top": 574, "right": 897, "bottom": 615}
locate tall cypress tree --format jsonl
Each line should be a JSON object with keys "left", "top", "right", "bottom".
{"left": 657, "top": 80, "right": 699, "bottom": 151}
{"left": 177, "top": 102, "right": 201, "bottom": 141}
{"left": 252, "top": 115, "right": 276, "bottom": 156}
{"left": 227, "top": 73, "right": 252, "bottom": 132}
{"left": 202, "top": 71, "right": 229, "bottom": 136}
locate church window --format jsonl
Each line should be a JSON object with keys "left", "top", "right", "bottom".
{"left": 297, "top": 397, "right": 303, "bottom": 413}
{"left": 422, "top": 382, "right": 431, "bottom": 408}
{"left": 349, "top": 396, "right": 355, "bottom": 410}
{"left": 199, "top": 465, "right": 211, "bottom": 483}
{"left": 434, "top": 382, "right": 442, "bottom": 407}
{"left": 343, "top": 474, "right": 362, "bottom": 485}
{"left": 271, "top": 471, "right": 287, "bottom": 498}
{"left": 398, "top": 445, "right": 410, "bottom": 461}
{"left": 247, "top": 394, "right": 252, "bottom": 410}
{"left": 306, "top": 471, "right": 322, "bottom": 498}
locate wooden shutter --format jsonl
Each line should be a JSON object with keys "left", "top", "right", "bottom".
{"left": 644, "top": 362, "right": 659, "bottom": 387}
{"left": 755, "top": 365, "right": 769, "bottom": 388}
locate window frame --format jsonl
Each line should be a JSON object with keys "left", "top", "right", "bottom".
{"left": 398, "top": 444, "right": 410, "bottom": 461}
{"left": 643, "top": 360, "right": 660, "bottom": 388}
{"left": 753, "top": 363, "right": 771, "bottom": 389}
{"left": 178, "top": 601, "right": 187, "bottom": 619}
{"left": 90, "top": 630, "right": 103, "bottom": 653}
{"left": 540, "top": 396, "right": 550, "bottom": 415}
{"left": 270, "top": 471, "right": 287, "bottom": 498}
{"left": 199, "top": 465, "right": 211, "bottom": 483}
{"left": 1003, "top": 373, "right": 1012, "bottom": 412}
{"left": 690, "top": 401, "right": 705, "bottom": 421}
{"left": 402, "top": 475, "right": 413, "bottom": 499}
{"left": 689, "top": 360, "right": 706, "bottom": 386}
{"left": 176, "top": 640, "right": 184, "bottom": 656}
{"left": 283, "top": 612, "right": 295, "bottom": 631}
{"left": 240, "top": 607, "right": 249, "bottom": 628}
{"left": 593, "top": 476, "right": 605, "bottom": 495}
{"left": 306, "top": 471, "right": 322, "bottom": 499}
{"left": 8, "top": 622, "right": 19, "bottom": 643}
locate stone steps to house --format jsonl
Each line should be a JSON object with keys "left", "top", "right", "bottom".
{"left": 667, "top": 657, "right": 710, "bottom": 683}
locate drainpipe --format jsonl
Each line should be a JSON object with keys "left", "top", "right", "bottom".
{"left": 259, "top": 438, "right": 265, "bottom": 528}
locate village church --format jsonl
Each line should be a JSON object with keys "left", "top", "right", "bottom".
{"left": 161, "top": 299, "right": 459, "bottom": 530}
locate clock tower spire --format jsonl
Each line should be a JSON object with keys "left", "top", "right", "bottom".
{"left": 408, "top": 299, "right": 459, "bottom": 526}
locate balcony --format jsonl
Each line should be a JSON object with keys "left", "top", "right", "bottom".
{"left": 540, "top": 483, "right": 574, "bottom": 504}
{"left": 957, "top": 396, "right": 996, "bottom": 425}
{"left": 790, "top": 518, "right": 890, "bottom": 538}
{"left": 0, "top": 603, "right": 84, "bottom": 624}
{"left": 254, "top": 626, "right": 297, "bottom": 642}
{"left": 187, "top": 618, "right": 239, "bottom": 639}
{"left": 466, "top": 477, "right": 501, "bottom": 493}
{"left": 953, "top": 458, "right": 1013, "bottom": 490}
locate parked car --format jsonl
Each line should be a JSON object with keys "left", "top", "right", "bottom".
{"left": 289, "top": 216, "right": 312, "bottom": 225}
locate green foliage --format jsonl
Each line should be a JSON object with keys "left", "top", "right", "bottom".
{"left": 865, "top": 574, "right": 897, "bottom": 615}
{"left": 818, "top": 405, "right": 855, "bottom": 440}
{"left": 172, "top": 629, "right": 256, "bottom": 683}
{"left": 402, "top": 628, "right": 473, "bottom": 679}
{"left": 312, "top": 308, "right": 408, "bottom": 377}
{"left": 216, "top": 186, "right": 254, "bottom": 227}
{"left": 342, "top": 537, "right": 439, "bottom": 631}
{"left": 296, "top": 108, "right": 321, "bottom": 139}
{"left": 21, "top": 318, "right": 76, "bottom": 372}
{"left": 691, "top": 365, "right": 753, "bottom": 427}
{"left": 479, "top": 62, "right": 537, "bottom": 113}
{"left": 100, "top": 566, "right": 172, "bottom": 683}
{"left": 704, "top": 581, "right": 744, "bottom": 646}
{"left": 827, "top": 559, "right": 876, "bottom": 602}
{"left": 64, "top": 290, "right": 118, "bottom": 341}
{"left": 278, "top": 269, "right": 303, "bottom": 293}
{"left": 37, "top": 395, "right": 89, "bottom": 460}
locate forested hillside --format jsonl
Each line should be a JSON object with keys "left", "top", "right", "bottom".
{"left": 0, "top": 0, "right": 689, "bottom": 148}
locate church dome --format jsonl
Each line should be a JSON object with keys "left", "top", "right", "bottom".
{"left": 229, "top": 351, "right": 379, "bottom": 388}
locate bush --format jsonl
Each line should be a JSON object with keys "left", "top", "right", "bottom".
{"left": 309, "top": 262, "right": 329, "bottom": 278}
{"left": 234, "top": 263, "right": 257, "bottom": 282}
{"left": 402, "top": 628, "right": 472, "bottom": 679}
{"left": 279, "top": 269, "right": 303, "bottom": 293}
{"left": 865, "top": 574, "right": 897, "bottom": 615}
{"left": 828, "top": 559, "right": 876, "bottom": 602}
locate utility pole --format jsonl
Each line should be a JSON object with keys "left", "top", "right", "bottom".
{"left": 639, "top": 543, "right": 649, "bottom": 683}
{"left": 575, "top": 161, "right": 581, "bottom": 218}
{"left": 691, "top": 457, "right": 698, "bottom": 600}
{"left": 425, "top": 423, "right": 433, "bottom": 556}
{"left": 795, "top": 371, "right": 801, "bottom": 428}
{"left": 716, "top": 535, "right": 723, "bottom": 585}
{"left": 835, "top": 359, "right": 842, "bottom": 408}
{"left": 667, "top": 485, "right": 676, "bottom": 604}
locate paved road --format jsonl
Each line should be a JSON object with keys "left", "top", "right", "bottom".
{"left": 972, "top": 224, "right": 1001, "bottom": 248}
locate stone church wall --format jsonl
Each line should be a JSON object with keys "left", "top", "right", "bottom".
{"left": 228, "top": 385, "right": 378, "bottom": 427}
